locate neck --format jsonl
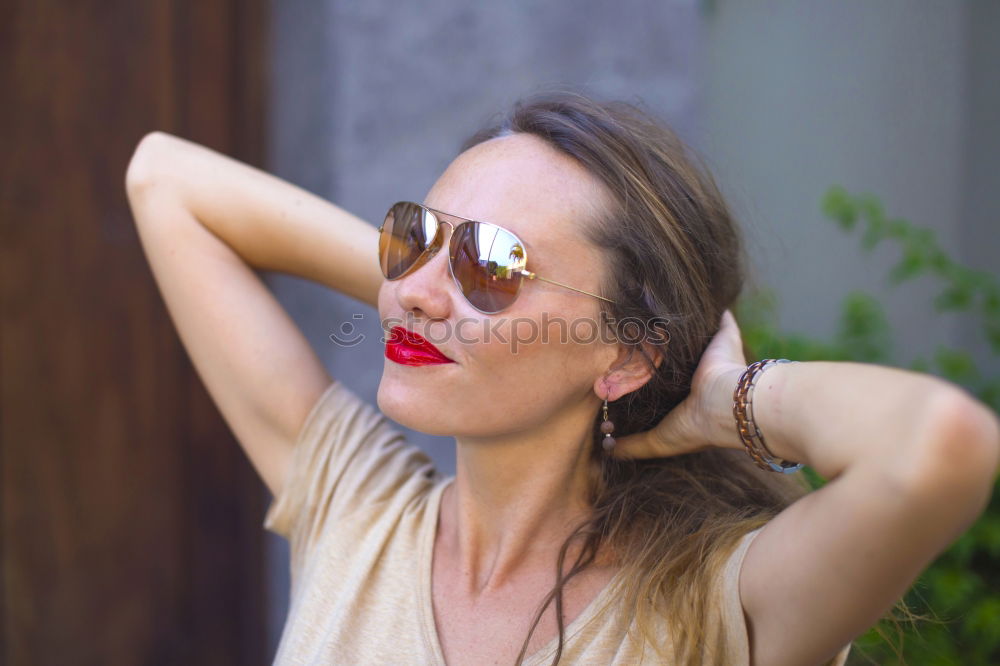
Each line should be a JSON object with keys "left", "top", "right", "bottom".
{"left": 440, "top": 397, "right": 603, "bottom": 596}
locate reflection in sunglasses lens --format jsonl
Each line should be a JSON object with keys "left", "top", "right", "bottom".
{"left": 450, "top": 222, "right": 524, "bottom": 314}
{"left": 380, "top": 202, "right": 437, "bottom": 279}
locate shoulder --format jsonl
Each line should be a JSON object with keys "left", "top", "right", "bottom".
{"left": 716, "top": 527, "right": 765, "bottom": 650}
{"left": 714, "top": 526, "right": 851, "bottom": 666}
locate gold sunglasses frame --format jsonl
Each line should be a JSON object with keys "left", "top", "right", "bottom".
{"left": 379, "top": 201, "right": 615, "bottom": 314}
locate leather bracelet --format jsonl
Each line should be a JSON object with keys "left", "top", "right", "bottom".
{"left": 732, "top": 359, "right": 804, "bottom": 474}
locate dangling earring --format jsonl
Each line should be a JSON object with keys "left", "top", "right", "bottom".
{"left": 601, "top": 391, "right": 616, "bottom": 453}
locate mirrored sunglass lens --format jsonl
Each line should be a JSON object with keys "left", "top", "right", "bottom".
{"left": 450, "top": 222, "right": 525, "bottom": 313}
{"left": 379, "top": 202, "right": 437, "bottom": 279}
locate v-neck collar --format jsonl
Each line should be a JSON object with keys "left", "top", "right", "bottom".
{"left": 416, "top": 476, "right": 624, "bottom": 665}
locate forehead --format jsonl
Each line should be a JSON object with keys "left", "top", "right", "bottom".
{"left": 423, "top": 133, "right": 610, "bottom": 252}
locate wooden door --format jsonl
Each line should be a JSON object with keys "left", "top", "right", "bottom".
{"left": 1, "top": 2, "right": 269, "bottom": 663}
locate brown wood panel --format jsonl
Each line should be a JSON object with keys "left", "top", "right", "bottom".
{"left": 1, "top": 1, "right": 269, "bottom": 664}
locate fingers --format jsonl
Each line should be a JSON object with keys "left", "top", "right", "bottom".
{"left": 610, "top": 410, "right": 693, "bottom": 460}
{"left": 718, "top": 309, "right": 742, "bottom": 346}
{"left": 611, "top": 428, "right": 710, "bottom": 460}
{"left": 703, "top": 309, "right": 746, "bottom": 367}
{"left": 609, "top": 431, "right": 665, "bottom": 460}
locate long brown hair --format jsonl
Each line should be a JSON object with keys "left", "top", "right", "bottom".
{"left": 463, "top": 92, "right": 810, "bottom": 664}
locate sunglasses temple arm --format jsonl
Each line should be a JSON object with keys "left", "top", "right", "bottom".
{"left": 520, "top": 271, "right": 615, "bottom": 304}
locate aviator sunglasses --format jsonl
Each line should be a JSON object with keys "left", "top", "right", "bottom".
{"left": 378, "top": 201, "right": 615, "bottom": 315}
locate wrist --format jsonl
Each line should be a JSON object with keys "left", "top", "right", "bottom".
{"left": 706, "top": 366, "right": 747, "bottom": 450}
{"left": 734, "top": 359, "right": 805, "bottom": 473}
{"left": 746, "top": 360, "right": 797, "bottom": 459}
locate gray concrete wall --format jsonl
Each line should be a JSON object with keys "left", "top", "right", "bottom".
{"left": 263, "top": 0, "right": 704, "bottom": 656}
{"left": 959, "top": 0, "right": 1000, "bottom": 377}
{"left": 701, "top": 1, "right": 998, "bottom": 368}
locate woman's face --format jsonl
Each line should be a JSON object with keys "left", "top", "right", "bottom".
{"left": 376, "top": 133, "right": 619, "bottom": 439}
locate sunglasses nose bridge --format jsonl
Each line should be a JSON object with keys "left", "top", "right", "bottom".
{"left": 428, "top": 218, "right": 454, "bottom": 256}
{"left": 434, "top": 217, "right": 455, "bottom": 254}
{"left": 418, "top": 216, "right": 458, "bottom": 276}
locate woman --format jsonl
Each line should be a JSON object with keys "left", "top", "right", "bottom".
{"left": 125, "top": 93, "right": 999, "bottom": 665}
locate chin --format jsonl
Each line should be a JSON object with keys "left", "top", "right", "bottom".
{"left": 376, "top": 375, "right": 453, "bottom": 436}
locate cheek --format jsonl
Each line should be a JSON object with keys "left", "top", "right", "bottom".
{"left": 467, "top": 316, "right": 605, "bottom": 407}
{"left": 376, "top": 280, "right": 393, "bottom": 320}
{"left": 506, "top": 310, "right": 612, "bottom": 366}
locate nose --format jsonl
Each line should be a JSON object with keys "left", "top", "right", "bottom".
{"left": 393, "top": 227, "right": 456, "bottom": 320}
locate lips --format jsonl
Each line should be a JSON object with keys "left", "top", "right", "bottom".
{"left": 385, "top": 326, "right": 455, "bottom": 366}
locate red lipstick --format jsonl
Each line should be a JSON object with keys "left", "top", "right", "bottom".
{"left": 385, "top": 326, "right": 455, "bottom": 366}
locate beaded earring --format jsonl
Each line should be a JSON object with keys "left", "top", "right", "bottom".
{"left": 601, "top": 392, "right": 616, "bottom": 453}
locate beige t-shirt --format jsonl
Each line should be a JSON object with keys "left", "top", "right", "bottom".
{"left": 264, "top": 381, "right": 851, "bottom": 665}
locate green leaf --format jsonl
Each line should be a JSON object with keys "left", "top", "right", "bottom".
{"left": 948, "top": 532, "right": 976, "bottom": 566}
{"left": 886, "top": 218, "right": 910, "bottom": 239}
{"left": 975, "top": 513, "right": 1000, "bottom": 559}
{"left": 984, "top": 288, "right": 1000, "bottom": 315}
{"left": 961, "top": 598, "right": 1000, "bottom": 650}
{"left": 861, "top": 216, "right": 888, "bottom": 250}
{"left": 927, "top": 249, "right": 951, "bottom": 273}
{"left": 911, "top": 227, "right": 937, "bottom": 249}
{"left": 933, "top": 347, "right": 979, "bottom": 383}
{"left": 986, "top": 321, "right": 1000, "bottom": 355}
{"left": 978, "top": 382, "right": 1000, "bottom": 414}
{"left": 858, "top": 192, "right": 886, "bottom": 223}
{"left": 933, "top": 284, "right": 974, "bottom": 312}
{"left": 889, "top": 249, "right": 927, "bottom": 284}
{"left": 926, "top": 566, "right": 979, "bottom": 609}
{"left": 835, "top": 291, "right": 892, "bottom": 362}
{"left": 821, "top": 185, "right": 858, "bottom": 230}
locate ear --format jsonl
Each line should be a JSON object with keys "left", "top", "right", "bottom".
{"left": 594, "top": 342, "right": 664, "bottom": 402}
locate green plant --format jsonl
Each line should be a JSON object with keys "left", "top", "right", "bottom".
{"left": 736, "top": 186, "right": 1000, "bottom": 665}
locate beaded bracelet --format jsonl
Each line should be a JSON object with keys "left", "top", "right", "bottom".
{"left": 732, "top": 359, "right": 804, "bottom": 474}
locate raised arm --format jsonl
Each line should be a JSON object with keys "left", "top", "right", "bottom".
{"left": 616, "top": 310, "right": 1000, "bottom": 665}
{"left": 737, "top": 358, "right": 998, "bottom": 665}
{"left": 125, "top": 131, "right": 383, "bottom": 496}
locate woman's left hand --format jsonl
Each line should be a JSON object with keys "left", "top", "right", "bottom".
{"left": 612, "top": 309, "right": 748, "bottom": 459}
